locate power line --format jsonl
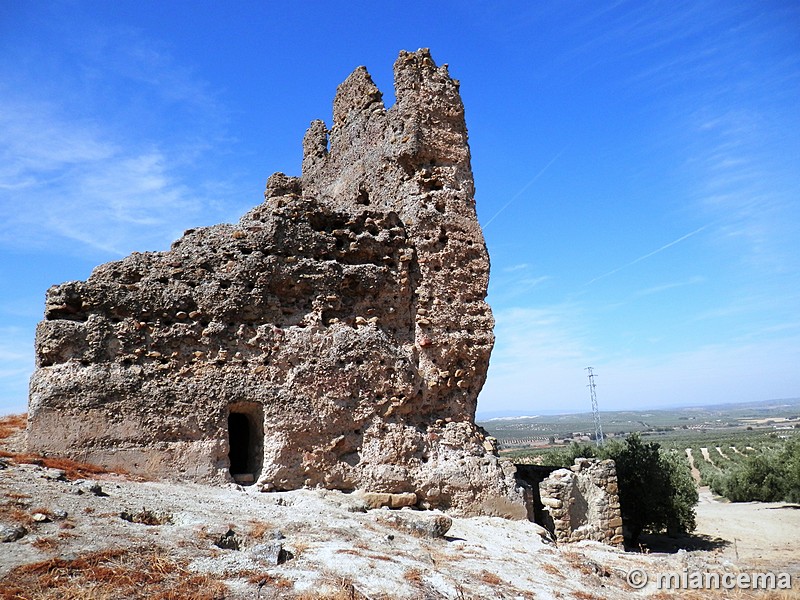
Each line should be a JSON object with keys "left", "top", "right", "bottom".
{"left": 586, "top": 367, "right": 604, "bottom": 447}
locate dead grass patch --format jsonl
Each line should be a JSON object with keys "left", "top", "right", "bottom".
{"left": 0, "top": 450, "right": 122, "bottom": 481}
{"left": 0, "top": 505, "right": 34, "bottom": 527}
{"left": 31, "top": 536, "right": 60, "bottom": 552}
{"left": 366, "top": 553, "right": 391, "bottom": 562}
{"left": 652, "top": 592, "right": 800, "bottom": 600}
{"left": 403, "top": 567, "right": 423, "bottom": 584}
{"left": 542, "top": 563, "right": 562, "bottom": 576}
{"left": 292, "top": 576, "right": 368, "bottom": 600}
{"left": 0, "top": 414, "right": 26, "bottom": 440}
{"left": 4, "top": 492, "right": 31, "bottom": 501}
{"left": 0, "top": 547, "right": 226, "bottom": 600}
{"left": 572, "top": 592, "right": 601, "bottom": 600}
{"left": 288, "top": 540, "right": 310, "bottom": 558}
{"left": 248, "top": 520, "right": 274, "bottom": 539}
{"left": 479, "top": 570, "right": 503, "bottom": 585}
{"left": 246, "top": 572, "right": 293, "bottom": 589}
{"left": 560, "top": 550, "right": 599, "bottom": 576}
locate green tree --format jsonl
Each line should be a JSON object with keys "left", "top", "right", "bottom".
{"left": 719, "top": 438, "right": 800, "bottom": 503}
{"left": 782, "top": 438, "right": 800, "bottom": 503}
{"left": 549, "top": 441, "right": 597, "bottom": 468}
{"left": 541, "top": 435, "right": 699, "bottom": 543}
{"left": 603, "top": 434, "right": 697, "bottom": 544}
{"left": 660, "top": 450, "right": 699, "bottom": 535}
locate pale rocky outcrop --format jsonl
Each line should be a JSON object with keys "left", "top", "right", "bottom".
{"left": 27, "top": 49, "right": 527, "bottom": 517}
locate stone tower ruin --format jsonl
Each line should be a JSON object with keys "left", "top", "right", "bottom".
{"left": 27, "top": 49, "right": 527, "bottom": 517}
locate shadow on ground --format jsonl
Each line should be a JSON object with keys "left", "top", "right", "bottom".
{"left": 629, "top": 532, "right": 730, "bottom": 554}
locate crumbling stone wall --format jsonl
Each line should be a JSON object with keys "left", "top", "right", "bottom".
{"left": 26, "top": 49, "right": 527, "bottom": 518}
{"left": 539, "top": 458, "right": 624, "bottom": 546}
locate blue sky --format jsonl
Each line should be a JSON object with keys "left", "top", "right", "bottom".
{"left": 1, "top": 1, "right": 798, "bottom": 416}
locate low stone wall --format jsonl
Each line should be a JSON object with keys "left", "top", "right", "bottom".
{"left": 539, "top": 458, "right": 624, "bottom": 546}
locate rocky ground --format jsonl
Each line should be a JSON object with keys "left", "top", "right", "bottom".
{"left": 1, "top": 416, "right": 797, "bottom": 599}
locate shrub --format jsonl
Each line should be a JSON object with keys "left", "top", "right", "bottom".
{"left": 716, "top": 438, "right": 800, "bottom": 502}
{"left": 543, "top": 435, "right": 698, "bottom": 544}
{"left": 549, "top": 442, "right": 597, "bottom": 468}
{"left": 602, "top": 434, "right": 697, "bottom": 543}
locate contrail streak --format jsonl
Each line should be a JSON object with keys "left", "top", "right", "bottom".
{"left": 585, "top": 225, "right": 709, "bottom": 286}
{"left": 483, "top": 147, "right": 567, "bottom": 229}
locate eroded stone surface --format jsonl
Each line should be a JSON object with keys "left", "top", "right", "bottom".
{"left": 27, "top": 49, "right": 526, "bottom": 516}
{"left": 539, "top": 459, "right": 624, "bottom": 546}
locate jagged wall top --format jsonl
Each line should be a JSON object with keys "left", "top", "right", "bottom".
{"left": 298, "top": 48, "right": 473, "bottom": 216}
{"left": 27, "top": 49, "right": 517, "bottom": 515}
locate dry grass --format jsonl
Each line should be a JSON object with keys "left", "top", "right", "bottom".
{"left": 0, "top": 547, "right": 227, "bottom": 600}
{"left": 0, "top": 414, "right": 26, "bottom": 440}
{"left": 368, "top": 553, "right": 392, "bottom": 562}
{"left": 248, "top": 519, "right": 274, "bottom": 538}
{"left": 4, "top": 492, "right": 31, "bottom": 501}
{"left": 542, "top": 563, "right": 562, "bottom": 576}
{"left": 246, "top": 572, "right": 293, "bottom": 588}
{"left": 0, "top": 450, "right": 121, "bottom": 480}
{"left": 31, "top": 536, "right": 61, "bottom": 552}
{"left": 572, "top": 592, "right": 601, "bottom": 600}
{"left": 289, "top": 540, "right": 310, "bottom": 558}
{"left": 292, "top": 576, "right": 368, "bottom": 600}
{"left": 0, "top": 505, "right": 34, "bottom": 527}
{"left": 403, "top": 567, "right": 423, "bottom": 584}
{"left": 0, "top": 414, "right": 127, "bottom": 480}
{"left": 480, "top": 570, "right": 503, "bottom": 585}
{"left": 651, "top": 592, "right": 800, "bottom": 600}
{"left": 560, "top": 550, "right": 600, "bottom": 576}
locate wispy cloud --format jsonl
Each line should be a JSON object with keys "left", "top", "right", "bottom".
{"left": 483, "top": 147, "right": 566, "bottom": 229}
{"left": 480, "top": 307, "right": 800, "bottom": 413}
{"left": 503, "top": 263, "right": 530, "bottom": 273}
{"left": 489, "top": 263, "right": 551, "bottom": 303}
{"left": 0, "top": 327, "right": 34, "bottom": 415}
{"left": 479, "top": 304, "right": 595, "bottom": 411}
{"left": 634, "top": 276, "right": 705, "bottom": 298}
{"left": 0, "top": 100, "right": 116, "bottom": 191}
{"left": 0, "top": 106, "right": 204, "bottom": 255}
{"left": 687, "top": 106, "right": 800, "bottom": 274}
{"left": 584, "top": 225, "right": 709, "bottom": 286}
{"left": 0, "top": 27, "right": 240, "bottom": 258}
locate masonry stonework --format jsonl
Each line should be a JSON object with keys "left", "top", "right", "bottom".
{"left": 26, "top": 49, "right": 527, "bottom": 518}
{"left": 539, "top": 458, "right": 624, "bottom": 546}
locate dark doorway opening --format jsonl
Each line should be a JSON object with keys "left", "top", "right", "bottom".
{"left": 514, "top": 464, "right": 562, "bottom": 529}
{"left": 227, "top": 404, "right": 263, "bottom": 485}
{"left": 228, "top": 412, "right": 250, "bottom": 475}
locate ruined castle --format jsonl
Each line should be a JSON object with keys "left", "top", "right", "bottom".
{"left": 27, "top": 49, "right": 526, "bottom": 517}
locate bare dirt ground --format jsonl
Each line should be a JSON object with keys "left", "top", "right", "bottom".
{"left": 685, "top": 448, "right": 702, "bottom": 483}
{"left": 1, "top": 417, "right": 798, "bottom": 599}
{"left": 694, "top": 486, "right": 800, "bottom": 572}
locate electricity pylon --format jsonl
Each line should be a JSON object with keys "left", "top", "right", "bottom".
{"left": 586, "top": 367, "right": 604, "bottom": 447}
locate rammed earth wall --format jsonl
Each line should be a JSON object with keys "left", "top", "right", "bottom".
{"left": 27, "top": 49, "right": 527, "bottom": 518}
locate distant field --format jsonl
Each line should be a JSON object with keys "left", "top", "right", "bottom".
{"left": 478, "top": 397, "right": 800, "bottom": 462}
